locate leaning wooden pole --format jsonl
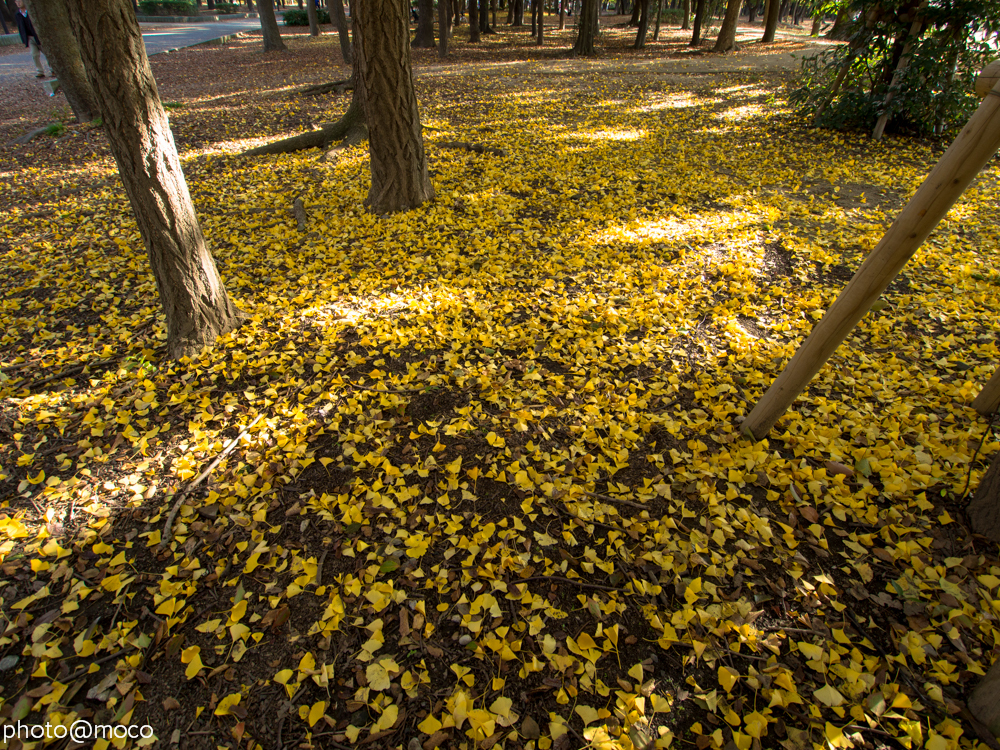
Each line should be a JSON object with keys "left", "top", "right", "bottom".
{"left": 742, "top": 74, "right": 1000, "bottom": 441}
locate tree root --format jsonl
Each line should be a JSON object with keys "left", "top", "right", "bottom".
{"left": 296, "top": 78, "right": 354, "bottom": 97}
{"left": 439, "top": 140, "right": 508, "bottom": 157}
{"left": 293, "top": 196, "right": 307, "bottom": 231}
{"left": 243, "top": 96, "right": 364, "bottom": 156}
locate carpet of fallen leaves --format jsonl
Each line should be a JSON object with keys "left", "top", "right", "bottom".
{"left": 2, "top": 17, "right": 1000, "bottom": 750}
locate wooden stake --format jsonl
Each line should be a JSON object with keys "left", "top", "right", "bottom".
{"left": 973, "top": 367, "right": 1000, "bottom": 416}
{"left": 742, "top": 77, "right": 1000, "bottom": 441}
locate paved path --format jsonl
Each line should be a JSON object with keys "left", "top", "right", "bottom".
{"left": 0, "top": 18, "right": 261, "bottom": 80}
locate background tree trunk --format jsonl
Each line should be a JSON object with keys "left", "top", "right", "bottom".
{"left": 713, "top": 0, "right": 741, "bottom": 50}
{"left": 439, "top": 0, "right": 450, "bottom": 55}
{"left": 809, "top": 12, "right": 820, "bottom": 34}
{"left": 628, "top": 0, "right": 641, "bottom": 24}
{"left": 413, "top": 0, "right": 435, "bottom": 44}
{"left": 64, "top": 0, "right": 243, "bottom": 360}
{"left": 354, "top": 0, "right": 434, "bottom": 213}
{"left": 331, "top": 0, "right": 352, "bottom": 63}
{"left": 469, "top": 0, "right": 480, "bottom": 40}
{"left": 970, "top": 659, "right": 1000, "bottom": 736}
{"left": 536, "top": 0, "right": 543, "bottom": 42}
{"left": 681, "top": 0, "right": 689, "bottom": 28}
{"left": 690, "top": 0, "right": 706, "bottom": 43}
{"left": 559, "top": 0, "right": 565, "bottom": 28}
{"left": 256, "top": 0, "right": 287, "bottom": 50}
{"left": 480, "top": 0, "right": 492, "bottom": 32}
{"left": 24, "top": 0, "right": 99, "bottom": 122}
{"left": 652, "top": 0, "right": 662, "bottom": 39}
{"left": 306, "top": 0, "right": 320, "bottom": 35}
{"left": 572, "top": 0, "right": 597, "bottom": 54}
{"left": 633, "top": 0, "right": 648, "bottom": 47}
{"left": 826, "top": 4, "right": 849, "bottom": 39}
{"left": 761, "top": 0, "right": 778, "bottom": 42}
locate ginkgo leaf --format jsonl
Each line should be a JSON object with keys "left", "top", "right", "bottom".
{"left": 814, "top": 684, "right": 846, "bottom": 707}
{"left": 215, "top": 693, "right": 241, "bottom": 716}
{"left": 718, "top": 666, "right": 738, "bottom": 694}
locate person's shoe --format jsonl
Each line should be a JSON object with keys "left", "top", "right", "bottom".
{"left": 36, "top": 73, "right": 45, "bottom": 78}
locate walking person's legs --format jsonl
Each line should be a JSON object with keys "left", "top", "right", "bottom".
{"left": 29, "top": 37, "right": 48, "bottom": 77}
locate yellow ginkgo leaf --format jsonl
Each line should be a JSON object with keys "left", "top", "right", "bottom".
{"left": 307, "top": 700, "right": 326, "bottom": 727}
{"left": 813, "top": 684, "right": 845, "bottom": 707}
{"left": 718, "top": 666, "right": 738, "bottom": 694}
{"left": 214, "top": 693, "right": 241, "bottom": 716}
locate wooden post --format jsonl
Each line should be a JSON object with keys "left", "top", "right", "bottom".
{"left": 973, "top": 368, "right": 1000, "bottom": 416}
{"left": 742, "top": 74, "right": 1000, "bottom": 441}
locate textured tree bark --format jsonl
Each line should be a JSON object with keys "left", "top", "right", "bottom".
{"left": 413, "top": 0, "right": 435, "bottom": 45}
{"left": 681, "top": 0, "right": 689, "bottom": 28}
{"left": 439, "top": 0, "right": 450, "bottom": 55}
{"left": 330, "top": 0, "right": 353, "bottom": 63}
{"left": 969, "top": 657, "right": 1000, "bottom": 735}
{"left": 713, "top": 0, "right": 741, "bottom": 50}
{"left": 628, "top": 0, "right": 641, "bottom": 24}
{"left": 968, "top": 453, "right": 1000, "bottom": 544}
{"left": 256, "top": 0, "right": 287, "bottom": 50}
{"left": 480, "top": 0, "right": 492, "bottom": 33}
{"left": 760, "top": 0, "right": 778, "bottom": 42}
{"left": 63, "top": 0, "right": 244, "bottom": 360}
{"left": 572, "top": 0, "right": 597, "bottom": 54}
{"left": 306, "top": 0, "right": 320, "bottom": 35}
{"left": 354, "top": 0, "right": 434, "bottom": 213}
{"left": 652, "top": 0, "right": 662, "bottom": 39}
{"left": 558, "top": 0, "right": 565, "bottom": 29}
{"left": 690, "top": 0, "right": 706, "bottom": 44}
{"left": 24, "top": 0, "right": 98, "bottom": 122}
{"left": 633, "top": 0, "right": 648, "bottom": 47}
{"left": 809, "top": 13, "right": 820, "bottom": 34}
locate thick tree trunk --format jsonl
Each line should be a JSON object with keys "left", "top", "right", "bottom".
{"left": 454, "top": 0, "right": 464, "bottom": 25}
{"left": 681, "top": 0, "right": 689, "bottom": 28}
{"left": 572, "top": 0, "right": 597, "bottom": 54}
{"left": 439, "top": 0, "right": 450, "bottom": 55}
{"left": 24, "top": 0, "right": 99, "bottom": 122}
{"left": 469, "top": 0, "right": 480, "bottom": 40}
{"left": 256, "top": 0, "right": 287, "bottom": 50}
{"left": 760, "top": 0, "right": 778, "bottom": 42}
{"left": 513, "top": 0, "right": 524, "bottom": 25}
{"left": 713, "top": 0, "right": 740, "bottom": 50}
{"left": 970, "top": 659, "right": 1000, "bottom": 736}
{"left": 968, "top": 452, "right": 1000, "bottom": 544}
{"left": 306, "top": 0, "right": 320, "bottom": 35}
{"left": 690, "top": 0, "right": 706, "bottom": 44}
{"left": 628, "top": 0, "right": 641, "bottom": 24}
{"left": 480, "top": 0, "right": 492, "bottom": 32}
{"left": 330, "top": 0, "right": 352, "bottom": 63}
{"left": 633, "top": 0, "right": 648, "bottom": 47}
{"left": 413, "top": 0, "right": 435, "bottom": 45}
{"left": 64, "top": 0, "right": 243, "bottom": 360}
{"left": 354, "top": 0, "right": 433, "bottom": 213}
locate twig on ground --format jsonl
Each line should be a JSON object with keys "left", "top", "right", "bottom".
{"left": 515, "top": 575, "right": 621, "bottom": 592}
{"left": 159, "top": 414, "right": 264, "bottom": 548}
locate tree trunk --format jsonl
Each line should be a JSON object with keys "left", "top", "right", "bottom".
{"left": 712, "top": 0, "right": 740, "bottom": 50}
{"left": 354, "top": 0, "right": 434, "bottom": 213}
{"left": 513, "top": 0, "right": 524, "bottom": 25}
{"left": 530, "top": 0, "right": 536, "bottom": 34}
{"left": 306, "top": 0, "right": 320, "bottom": 35}
{"left": 413, "top": 0, "right": 435, "bottom": 44}
{"left": 439, "top": 0, "right": 450, "bottom": 55}
{"left": 690, "top": 0, "right": 706, "bottom": 44}
{"left": 256, "top": 0, "right": 287, "bottom": 50}
{"left": 572, "top": 0, "right": 597, "bottom": 54}
{"left": 968, "top": 452, "right": 1000, "bottom": 544}
{"left": 872, "top": 6, "right": 924, "bottom": 140}
{"left": 64, "top": 0, "right": 243, "bottom": 360}
{"left": 330, "top": 0, "right": 352, "bottom": 63}
{"left": 480, "top": 0, "right": 492, "bottom": 32}
{"left": 468, "top": 0, "right": 480, "bottom": 39}
{"left": 492, "top": 0, "right": 497, "bottom": 29}
{"left": 681, "top": 0, "right": 689, "bottom": 28}
{"left": 652, "top": 0, "right": 662, "bottom": 38}
{"left": 633, "top": 0, "right": 648, "bottom": 47}
{"left": 760, "top": 0, "right": 778, "bottom": 42}
{"left": 826, "top": 4, "right": 849, "bottom": 39}
{"left": 809, "top": 12, "right": 820, "bottom": 35}
{"left": 23, "top": 0, "right": 99, "bottom": 122}
{"left": 535, "top": 0, "right": 543, "bottom": 41}
{"left": 628, "top": 0, "right": 641, "bottom": 24}
{"left": 455, "top": 0, "right": 463, "bottom": 25}
{"left": 559, "top": 0, "right": 565, "bottom": 28}
{"left": 970, "top": 658, "right": 1000, "bottom": 737}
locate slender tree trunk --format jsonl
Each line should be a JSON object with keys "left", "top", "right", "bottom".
{"left": 536, "top": 0, "right": 543, "bottom": 42}
{"left": 64, "top": 0, "right": 243, "bottom": 360}
{"left": 652, "top": 0, "right": 662, "bottom": 38}
{"left": 681, "top": 0, "right": 689, "bottom": 28}
{"left": 809, "top": 12, "right": 820, "bottom": 34}
{"left": 872, "top": 7, "right": 925, "bottom": 140}
{"left": 633, "top": 0, "right": 648, "bottom": 46}
{"left": 492, "top": 0, "right": 497, "bottom": 28}
{"left": 330, "top": 0, "right": 352, "bottom": 63}
{"left": 354, "top": 0, "right": 433, "bottom": 213}
{"left": 572, "top": 0, "right": 597, "bottom": 54}
{"left": 455, "top": 0, "right": 464, "bottom": 24}
{"left": 713, "top": 0, "right": 740, "bottom": 50}
{"left": 559, "top": 0, "right": 565, "bottom": 28}
{"left": 628, "top": 0, "right": 640, "bottom": 24}
{"left": 414, "top": 0, "right": 435, "bottom": 44}
{"left": 760, "top": 0, "right": 778, "bottom": 42}
{"left": 306, "top": 0, "right": 320, "bottom": 35}
{"left": 439, "top": 0, "right": 450, "bottom": 55}
{"left": 826, "top": 3, "right": 849, "bottom": 39}
{"left": 256, "top": 0, "right": 287, "bottom": 50}
{"left": 469, "top": 0, "right": 480, "bottom": 39}
{"left": 530, "top": 0, "right": 536, "bottom": 33}
{"left": 480, "top": 0, "right": 491, "bottom": 32}
{"left": 23, "top": 0, "right": 99, "bottom": 122}
{"left": 690, "top": 0, "right": 706, "bottom": 43}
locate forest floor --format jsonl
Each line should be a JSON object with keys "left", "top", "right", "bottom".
{"left": 2, "top": 15, "right": 1000, "bottom": 750}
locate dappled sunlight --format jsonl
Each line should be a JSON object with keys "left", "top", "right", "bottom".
{"left": 568, "top": 127, "right": 648, "bottom": 142}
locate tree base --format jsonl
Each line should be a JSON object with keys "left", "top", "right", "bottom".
{"left": 968, "top": 452, "right": 1000, "bottom": 543}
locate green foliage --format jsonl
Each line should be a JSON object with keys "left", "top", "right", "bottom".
{"left": 791, "top": 0, "right": 1000, "bottom": 137}
{"left": 282, "top": 7, "right": 331, "bottom": 24}
{"left": 212, "top": 2, "right": 242, "bottom": 11}
{"left": 44, "top": 122, "right": 66, "bottom": 137}
{"left": 138, "top": 0, "right": 197, "bottom": 15}
{"left": 657, "top": 8, "right": 684, "bottom": 24}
